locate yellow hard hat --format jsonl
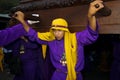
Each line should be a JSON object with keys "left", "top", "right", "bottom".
{"left": 51, "top": 18, "right": 68, "bottom": 27}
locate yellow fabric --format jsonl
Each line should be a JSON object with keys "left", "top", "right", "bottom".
{"left": 65, "top": 32, "right": 77, "bottom": 80}
{"left": 38, "top": 32, "right": 55, "bottom": 41}
{"left": 52, "top": 18, "right": 68, "bottom": 27}
{"left": 42, "top": 45, "right": 47, "bottom": 59}
{"left": 37, "top": 26, "right": 77, "bottom": 80}
{"left": 0, "top": 48, "right": 4, "bottom": 72}
{"left": 51, "top": 27, "right": 69, "bottom": 32}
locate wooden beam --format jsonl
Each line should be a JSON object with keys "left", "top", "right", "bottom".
{"left": 19, "top": 0, "right": 120, "bottom": 34}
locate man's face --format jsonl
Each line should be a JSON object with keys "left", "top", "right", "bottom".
{"left": 53, "top": 29, "right": 64, "bottom": 40}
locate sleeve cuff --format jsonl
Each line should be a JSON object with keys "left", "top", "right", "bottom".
{"left": 87, "top": 21, "right": 99, "bottom": 35}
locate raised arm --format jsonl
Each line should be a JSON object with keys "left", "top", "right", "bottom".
{"left": 0, "top": 24, "right": 27, "bottom": 46}
{"left": 0, "top": 11, "right": 30, "bottom": 46}
{"left": 12, "top": 11, "right": 30, "bottom": 32}
{"left": 88, "top": 0, "right": 104, "bottom": 31}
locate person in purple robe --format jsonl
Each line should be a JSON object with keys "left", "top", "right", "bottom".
{"left": 0, "top": 16, "right": 30, "bottom": 77}
{"left": 0, "top": 23, "right": 28, "bottom": 73}
{"left": 12, "top": 0, "right": 104, "bottom": 80}
{"left": 4, "top": 36, "right": 43, "bottom": 80}
{"left": 3, "top": 17, "right": 54, "bottom": 80}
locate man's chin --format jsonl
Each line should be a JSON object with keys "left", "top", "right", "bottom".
{"left": 55, "top": 37, "right": 62, "bottom": 40}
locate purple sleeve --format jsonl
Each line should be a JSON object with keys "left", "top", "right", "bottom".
{"left": 76, "top": 22, "right": 99, "bottom": 46}
{"left": 27, "top": 28, "right": 48, "bottom": 45}
{"left": 0, "top": 24, "right": 27, "bottom": 46}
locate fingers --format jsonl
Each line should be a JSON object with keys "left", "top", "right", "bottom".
{"left": 12, "top": 14, "right": 17, "bottom": 18}
{"left": 88, "top": 0, "right": 105, "bottom": 17}
{"left": 12, "top": 11, "right": 23, "bottom": 18}
{"left": 11, "top": 11, "right": 25, "bottom": 22}
{"left": 91, "top": 0, "right": 104, "bottom": 9}
{"left": 95, "top": 4, "right": 100, "bottom": 8}
{"left": 12, "top": 12, "right": 18, "bottom": 18}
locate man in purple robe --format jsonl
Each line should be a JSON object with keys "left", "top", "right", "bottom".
{"left": 12, "top": 0, "right": 104, "bottom": 80}
{"left": 0, "top": 19, "right": 29, "bottom": 76}
{"left": 4, "top": 36, "right": 43, "bottom": 80}
{"left": 3, "top": 17, "right": 53, "bottom": 80}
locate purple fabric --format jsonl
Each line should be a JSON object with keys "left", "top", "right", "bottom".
{"left": 27, "top": 23, "right": 99, "bottom": 80}
{"left": 5, "top": 38, "right": 43, "bottom": 80}
{"left": 51, "top": 71, "right": 82, "bottom": 80}
{"left": 0, "top": 24, "right": 27, "bottom": 46}
{"left": 41, "top": 46, "right": 55, "bottom": 80}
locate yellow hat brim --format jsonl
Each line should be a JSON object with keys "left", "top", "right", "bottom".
{"left": 50, "top": 27, "right": 69, "bottom": 32}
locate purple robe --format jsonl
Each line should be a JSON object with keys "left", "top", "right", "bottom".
{"left": 27, "top": 24, "right": 99, "bottom": 80}
{"left": 110, "top": 41, "right": 120, "bottom": 80}
{"left": 0, "top": 24, "right": 27, "bottom": 46}
{"left": 4, "top": 38, "right": 43, "bottom": 80}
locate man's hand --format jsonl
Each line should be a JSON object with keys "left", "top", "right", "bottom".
{"left": 12, "top": 11, "right": 25, "bottom": 23}
{"left": 12, "top": 11, "right": 30, "bottom": 32}
{"left": 88, "top": 0, "right": 104, "bottom": 18}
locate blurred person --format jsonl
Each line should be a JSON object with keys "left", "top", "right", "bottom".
{"left": 3, "top": 16, "right": 44, "bottom": 80}
{"left": 3, "top": 12, "right": 54, "bottom": 80}
{"left": 4, "top": 36, "right": 43, "bottom": 80}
